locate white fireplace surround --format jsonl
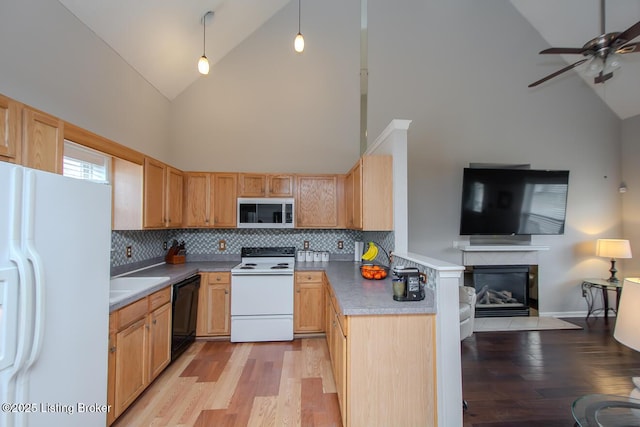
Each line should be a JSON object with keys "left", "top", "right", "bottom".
{"left": 460, "top": 245, "right": 549, "bottom": 266}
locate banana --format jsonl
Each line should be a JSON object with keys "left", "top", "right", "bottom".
{"left": 361, "top": 242, "right": 379, "bottom": 261}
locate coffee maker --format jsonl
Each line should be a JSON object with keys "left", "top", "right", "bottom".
{"left": 392, "top": 267, "right": 425, "bottom": 301}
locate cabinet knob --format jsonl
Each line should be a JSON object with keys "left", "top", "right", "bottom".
{"left": 153, "top": 319, "right": 157, "bottom": 325}
{"left": 110, "top": 346, "right": 116, "bottom": 353}
{"left": 225, "top": 290, "right": 229, "bottom": 294}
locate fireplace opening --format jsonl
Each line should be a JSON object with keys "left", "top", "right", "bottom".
{"left": 464, "top": 265, "right": 537, "bottom": 317}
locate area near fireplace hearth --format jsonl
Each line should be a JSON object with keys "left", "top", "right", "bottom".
{"left": 460, "top": 244, "right": 549, "bottom": 317}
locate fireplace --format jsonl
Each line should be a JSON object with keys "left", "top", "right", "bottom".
{"left": 464, "top": 265, "right": 537, "bottom": 317}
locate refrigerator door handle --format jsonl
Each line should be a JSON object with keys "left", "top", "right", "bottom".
{"left": 22, "top": 170, "right": 46, "bottom": 369}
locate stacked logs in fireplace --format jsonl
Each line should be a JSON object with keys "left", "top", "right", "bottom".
{"left": 464, "top": 265, "right": 533, "bottom": 317}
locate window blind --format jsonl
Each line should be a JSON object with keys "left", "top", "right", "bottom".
{"left": 63, "top": 140, "right": 111, "bottom": 184}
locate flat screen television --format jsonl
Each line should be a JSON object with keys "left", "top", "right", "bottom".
{"left": 459, "top": 168, "right": 569, "bottom": 235}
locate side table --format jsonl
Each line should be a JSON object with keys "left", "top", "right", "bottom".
{"left": 581, "top": 278, "right": 622, "bottom": 320}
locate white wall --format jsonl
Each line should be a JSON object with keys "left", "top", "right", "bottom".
{"left": 169, "top": 0, "right": 361, "bottom": 173}
{"left": 0, "top": 0, "right": 171, "bottom": 162}
{"left": 368, "top": 0, "right": 623, "bottom": 315}
{"left": 622, "top": 114, "right": 640, "bottom": 277}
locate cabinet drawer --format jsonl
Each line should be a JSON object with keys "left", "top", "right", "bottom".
{"left": 207, "top": 272, "right": 230, "bottom": 284}
{"left": 116, "top": 298, "right": 147, "bottom": 330}
{"left": 149, "top": 287, "right": 171, "bottom": 311}
{"left": 295, "top": 271, "right": 323, "bottom": 283}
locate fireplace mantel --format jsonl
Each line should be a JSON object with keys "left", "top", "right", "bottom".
{"left": 459, "top": 245, "right": 549, "bottom": 266}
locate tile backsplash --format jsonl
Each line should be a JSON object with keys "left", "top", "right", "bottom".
{"left": 111, "top": 228, "right": 394, "bottom": 274}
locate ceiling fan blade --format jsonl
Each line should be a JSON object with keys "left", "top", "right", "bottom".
{"left": 528, "top": 58, "right": 589, "bottom": 88}
{"left": 616, "top": 41, "right": 640, "bottom": 54}
{"left": 539, "top": 47, "right": 586, "bottom": 55}
{"left": 612, "top": 21, "right": 640, "bottom": 46}
{"left": 594, "top": 72, "right": 613, "bottom": 84}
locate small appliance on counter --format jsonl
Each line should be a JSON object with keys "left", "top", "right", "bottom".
{"left": 392, "top": 266, "right": 426, "bottom": 301}
{"left": 166, "top": 240, "right": 186, "bottom": 264}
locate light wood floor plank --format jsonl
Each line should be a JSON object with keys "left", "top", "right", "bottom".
{"left": 112, "top": 338, "right": 341, "bottom": 427}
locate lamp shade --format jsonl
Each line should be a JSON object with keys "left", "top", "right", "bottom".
{"left": 614, "top": 278, "right": 640, "bottom": 352}
{"left": 596, "top": 239, "right": 632, "bottom": 259}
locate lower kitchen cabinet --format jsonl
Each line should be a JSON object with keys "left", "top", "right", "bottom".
{"left": 196, "top": 272, "right": 231, "bottom": 337}
{"left": 324, "top": 278, "right": 437, "bottom": 427}
{"left": 294, "top": 271, "right": 325, "bottom": 333}
{"left": 107, "top": 287, "right": 172, "bottom": 424}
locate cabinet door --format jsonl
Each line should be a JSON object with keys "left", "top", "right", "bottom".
{"left": 143, "top": 157, "right": 166, "bottom": 228}
{"left": 184, "top": 173, "right": 213, "bottom": 227}
{"left": 112, "top": 158, "right": 143, "bottom": 230}
{"left": 114, "top": 318, "right": 147, "bottom": 418}
{"left": 294, "top": 272, "right": 325, "bottom": 333}
{"left": 333, "top": 313, "right": 347, "bottom": 422}
{"left": 107, "top": 315, "right": 117, "bottom": 426}
{"left": 148, "top": 303, "right": 172, "bottom": 381}
{"left": 22, "top": 108, "right": 63, "bottom": 173}
{"left": 296, "top": 175, "right": 339, "bottom": 228}
{"left": 238, "top": 173, "right": 266, "bottom": 197}
{"left": 268, "top": 175, "right": 294, "bottom": 197}
{"left": 166, "top": 166, "right": 184, "bottom": 227}
{"left": 0, "top": 95, "right": 20, "bottom": 162}
{"left": 352, "top": 161, "right": 363, "bottom": 229}
{"left": 344, "top": 170, "right": 354, "bottom": 228}
{"left": 213, "top": 173, "right": 237, "bottom": 227}
{"left": 197, "top": 273, "right": 231, "bottom": 336}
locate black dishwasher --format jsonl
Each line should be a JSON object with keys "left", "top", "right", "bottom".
{"left": 171, "top": 274, "right": 200, "bottom": 361}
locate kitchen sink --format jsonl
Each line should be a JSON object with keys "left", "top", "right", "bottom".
{"left": 109, "top": 276, "right": 170, "bottom": 304}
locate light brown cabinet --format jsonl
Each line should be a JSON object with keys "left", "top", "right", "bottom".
{"left": 0, "top": 94, "right": 21, "bottom": 163}
{"left": 324, "top": 278, "right": 437, "bottom": 427}
{"left": 238, "top": 173, "right": 294, "bottom": 197}
{"left": 345, "top": 155, "right": 393, "bottom": 231}
{"left": 143, "top": 157, "right": 183, "bottom": 228}
{"left": 296, "top": 175, "right": 340, "bottom": 228}
{"left": 108, "top": 288, "right": 172, "bottom": 424}
{"left": 196, "top": 272, "right": 231, "bottom": 336}
{"left": 22, "top": 107, "right": 64, "bottom": 173}
{"left": 112, "top": 157, "right": 143, "bottom": 230}
{"left": 183, "top": 172, "right": 237, "bottom": 228}
{"left": 294, "top": 271, "right": 325, "bottom": 333}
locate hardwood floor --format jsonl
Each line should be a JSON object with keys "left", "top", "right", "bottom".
{"left": 462, "top": 317, "right": 640, "bottom": 427}
{"left": 114, "top": 318, "right": 640, "bottom": 427}
{"left": 112, "top": 338, "right": 342, "bottom": 427}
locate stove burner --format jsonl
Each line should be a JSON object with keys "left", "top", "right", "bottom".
{"left": 245, "top": 263, "right": 257, "bottom": 266}
{"left": 277, "top": 263, "right": 289, "bottom": 266}
{"left": 271, "top": 265, "right": 290, "bottom": 269}
{"left": 239, "top": 266, "right": 255, "bottom": 269}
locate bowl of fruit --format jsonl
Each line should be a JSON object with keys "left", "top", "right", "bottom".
{"left": 360, "top": 263, "right": 390, "bottom": 280}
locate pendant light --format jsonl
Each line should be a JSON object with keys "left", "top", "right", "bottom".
{"left": 198, "top": 11, "right": 213, "bottom": 75}
{"left": 294, "top": 0, "right": 304, "bottom": 53}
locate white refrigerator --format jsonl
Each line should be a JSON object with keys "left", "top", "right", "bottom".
{"left": 0, "top": 162, "right": 111, "bottom": 427}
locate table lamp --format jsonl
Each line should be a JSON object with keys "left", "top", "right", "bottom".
{"left": 614, "top": 278, "right": 640, "bottom": 399}
{"left": 596, "top": 239, "right": 632, "bottom": 283}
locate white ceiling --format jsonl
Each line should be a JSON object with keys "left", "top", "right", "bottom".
{"left": 58, "top": 0, "right": 640, "bottom": 119}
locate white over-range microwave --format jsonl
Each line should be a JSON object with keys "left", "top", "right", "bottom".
{"left": 237, "top": 198, "right": 295, "bottom": 228}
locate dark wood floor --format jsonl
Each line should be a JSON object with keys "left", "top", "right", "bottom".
{"left": 461, "top": 317, "right": 640, "bottom": 427}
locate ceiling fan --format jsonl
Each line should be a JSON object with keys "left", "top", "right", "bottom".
{"left": 528, "top": 0, "right": 640, "bottom": 88}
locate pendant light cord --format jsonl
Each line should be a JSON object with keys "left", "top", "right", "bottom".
{"left": 298, "top": 0, "right": 301, "bottom": 34}
{"left": 203, "top": 13, "right": 207, "bottom": 55}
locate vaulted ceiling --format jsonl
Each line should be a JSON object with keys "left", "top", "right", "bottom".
{"left": 58, "top": 0, "right": 640, "bottom": 119}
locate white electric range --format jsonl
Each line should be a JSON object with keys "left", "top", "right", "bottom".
{"left": 230, "top": 246, "right": 295, "bottom": 342}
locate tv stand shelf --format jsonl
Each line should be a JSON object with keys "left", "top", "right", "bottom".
{"left": 460, "top": 245, "right": 549, "bottom": 252}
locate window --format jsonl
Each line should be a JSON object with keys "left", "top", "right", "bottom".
{"left": 63, "top": 140, "right": 111, "bottom": 184}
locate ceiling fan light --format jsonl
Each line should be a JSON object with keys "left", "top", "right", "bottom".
{"left": 604, "top": 53, "right": 622, "bottom": 73}
{"left": 584, "top": 56, "right": 604, "bottom": 77}
{"left": 198, "top": 55, "right": 210, "bottom": 75}
{"left": 294, "top": 33, "right": 305, "bottom": 53}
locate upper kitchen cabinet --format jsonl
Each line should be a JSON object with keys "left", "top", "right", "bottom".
{"left": 112, "top": 158, "right": 143, "bottom": 230}
{"left": 0, "top": 94, "right": 21, "bottom": 163}
{"left": 212, "top": 173, "right": 237, "bottom": 227}
{"left": 143, "top": 157, "right": 183, "bottom": 228}
{"left": 183, "top": 172, "right": 237, "bottom": 228}
{"left": 345, "top": 155, "right": 393, "bottom": 231}
{"left": 22, "top": 107, "right": 64, "bottom": 173}
{"left": 238, "top": 173, "right": 294, "bottom": 198}
{"left": 296, "top": 175, "right": 343, "bottom": 228}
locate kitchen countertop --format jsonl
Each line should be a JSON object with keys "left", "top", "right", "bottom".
{"left": 110, "top": 260, "right": 436, "bottom": 316}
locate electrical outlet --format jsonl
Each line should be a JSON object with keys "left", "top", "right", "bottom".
{"left": 163, "top": 241, "right": 167, "bottom": 250}
{"left": 303, "top": 240, "right": 310, "bottom": 249}
{"left": 126, "top": 246, "right": 132, "bottom": 258}
{"left": 218, "top": 239, "right": 226, "bottom": 251}
{"left": 337, "top": 240, "right": 344, "bottom": 249}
